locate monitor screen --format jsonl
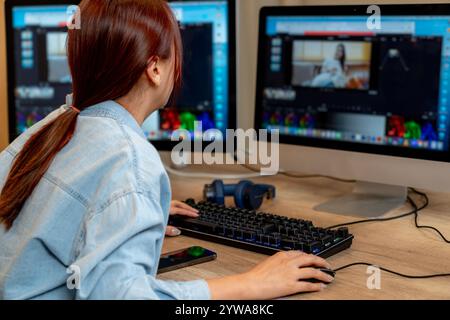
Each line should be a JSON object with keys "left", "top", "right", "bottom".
{"left": 256, "top": 12, "right": 450, "bottom": 159}
{"left": 8, "top": 1, "right": 234, "bottom": 143}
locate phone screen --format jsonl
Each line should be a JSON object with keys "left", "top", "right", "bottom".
{"left": 157, "top": 246, "right": 217, "bottom": 274}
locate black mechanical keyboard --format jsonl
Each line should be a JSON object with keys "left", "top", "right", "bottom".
{"left": 169, "top": 199, "right": 354, "bottom": 258}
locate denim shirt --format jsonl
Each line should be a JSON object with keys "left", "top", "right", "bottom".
{"left": 0, "top": 101, "right": 211, "bottom": 300}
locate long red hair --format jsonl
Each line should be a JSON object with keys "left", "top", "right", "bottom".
{"left": 0, "top": 0, "right": 182, "bottom": 229}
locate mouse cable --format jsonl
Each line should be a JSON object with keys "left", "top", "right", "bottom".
{"left": 333, "top": 262, "right": 450, "bottom": 279}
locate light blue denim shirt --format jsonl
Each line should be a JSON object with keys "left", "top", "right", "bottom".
{"left": 0, "top": 100, "right": 211, "bottom": 300}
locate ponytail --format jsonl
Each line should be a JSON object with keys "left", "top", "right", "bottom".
{"left": 0, "top": 108, "right": 79, "bottom": 229}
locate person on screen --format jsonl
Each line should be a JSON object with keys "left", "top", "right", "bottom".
{"left": 311, "top": 43, "right": 347, "bottom": 88}
{"left": 0, "top": 0, "right": 333, "bottom": 300}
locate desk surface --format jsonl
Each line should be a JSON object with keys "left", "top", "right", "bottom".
{"left": 159, "top": 164, "right": 450, "bottom": 299}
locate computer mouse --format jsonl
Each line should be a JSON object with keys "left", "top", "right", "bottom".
{"left": 302, "top": 268, "right": 336, "bottom": 284}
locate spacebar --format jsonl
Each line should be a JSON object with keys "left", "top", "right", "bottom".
{"left": 175, "top": 218, "right": 218, "bottom": 233}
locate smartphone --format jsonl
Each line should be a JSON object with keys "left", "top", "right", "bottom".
{"left": 157, "top": 246, "right": 217, "bottom": 274}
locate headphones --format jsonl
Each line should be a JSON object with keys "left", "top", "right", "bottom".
{"left": 203, "top": 180, "right": 276, "bottom": 210}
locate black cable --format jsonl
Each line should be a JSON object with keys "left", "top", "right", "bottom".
{"left": 325, "top": 189, "right": 450, "bottom": 244}
{"left": 239, "top": 159, "right": 449, "bottom": 242}
{"left": 333, "top": 262, "right": 450, "bottom": 279}
{"left": 332, "top": 190, "right": 450, "bottom": 279}
{"left": 238, "top": 160, "right": 450, "bottom": 243}
{"left": 236, "top": 152, "right": 447, "bottom": 240}
{"left": 238, "top": 162, "right": 356, "bottom": 183}
{"left": 242, "top": 164, "right": 447, "bottom": 241}
{"left": 324, "top": 195, "right": 423, "bottom": 229}
{"left": 234, "top": 151, "right": 356, "bottom": 183}
{"left": 324, "top": 189, "right": 428, "bottom": 230}
{"left": 278, "top": 171, "right": 356, "bottom": 183}
{"left": 409, "top": 188, "right": 450, "bottom": 243}
{"left": 236, "top": 156, "right": 450, "bottom": 277}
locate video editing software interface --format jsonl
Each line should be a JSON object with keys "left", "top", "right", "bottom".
{"left": 258, "top": 15, "right": 450, "bottom": 152}
{"left": 11, "top": 1, "right": 230, "bottom": 141}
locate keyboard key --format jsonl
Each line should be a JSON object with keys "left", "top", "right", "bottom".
{"left": 226, "top": 227, "right": 235, "bottom": 238}
{"left": 262, "top": 224, "right": 275, "bottom": 233}
{"left": 281, "top": 239, "right": 296, "bottom": 250}
{"left": 338, "top": 227, "right": 349, "bottom": 238}
{"left": 173, "top": 218, "right": 218, "bottom": 233}
{"left": 321, "top": 235, "right": 333, "bottom": 247}
{"left": 235, "top": 229, "right": 244, "bottom": 239}
{"left": 310, "top": 241, "right": 323, "bottom": 254}
{"left": 243, "top": 230, "right": 256, "bottom": 241}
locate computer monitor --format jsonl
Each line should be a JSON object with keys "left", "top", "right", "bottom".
{"left": 254, "top": 4, "right": 450, "bottom": 217}
{"left": 5, "top": 0, "right": 236, "bottom": 150}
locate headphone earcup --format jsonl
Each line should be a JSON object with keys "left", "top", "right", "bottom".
{"left": 234, "top": 180, "right": 253, "bottom": 209}
{"left": 204, "top": 180, "right": 226, "bottom": 205}
{"left": 244, "top": 186, "right": 265, "bottom": 210}
{"left": 214, "top": 180, "right": 226, "bottom": 205}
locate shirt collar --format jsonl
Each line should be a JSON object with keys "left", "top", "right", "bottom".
{"left": 80, "top": 100, "right": 147, "bottom": 140}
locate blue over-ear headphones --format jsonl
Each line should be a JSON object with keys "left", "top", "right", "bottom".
{"left": 203, "top": 180, "right": 276, "bottom": 210}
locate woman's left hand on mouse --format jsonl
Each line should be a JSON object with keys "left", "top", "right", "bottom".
{"left": 165, "top": 200, "right": 199, "bottom": 237}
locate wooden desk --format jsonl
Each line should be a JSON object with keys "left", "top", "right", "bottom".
{"left": 159, "top": 165, "right": 450, "bottom": 299}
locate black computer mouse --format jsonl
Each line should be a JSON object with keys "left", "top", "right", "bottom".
{"left": 302, "top": 268, "right": 336, "bottom": 284}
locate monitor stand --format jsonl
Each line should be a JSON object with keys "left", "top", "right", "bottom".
{"left": 314, "top": 181, "right": 407, "bottom": 218}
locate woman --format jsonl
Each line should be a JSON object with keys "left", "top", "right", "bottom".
{"left": 0, "top": 0, "right": 333, "bottom": 300}
{"left": 312, "top": 43, "right": 347, "bottom": 88}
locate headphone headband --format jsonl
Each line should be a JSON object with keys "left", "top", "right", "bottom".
{"left": 203, "top": 179, "right": 276, "bottom": 210}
